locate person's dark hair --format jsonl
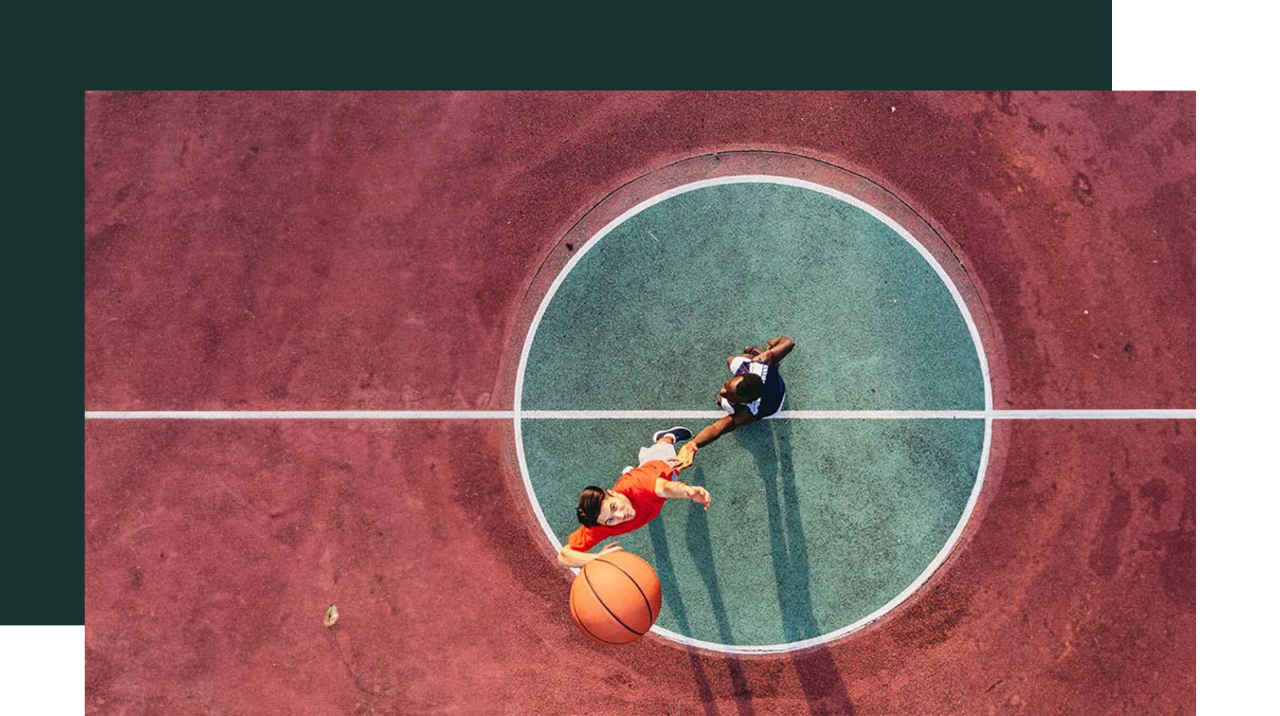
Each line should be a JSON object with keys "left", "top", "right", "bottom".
{"left": 734, "top": 373, "right": 765, "bottom": 402}
{"left": 577, "top": 486, "right": 607, "bottom": 527}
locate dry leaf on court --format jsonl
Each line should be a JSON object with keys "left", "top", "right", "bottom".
{"left": 324, "top": 604, "right": 339, "bottom": 627}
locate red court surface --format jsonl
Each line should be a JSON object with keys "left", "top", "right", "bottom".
{"left": 85, "top": 91, "right": 1195, "bottom": 714}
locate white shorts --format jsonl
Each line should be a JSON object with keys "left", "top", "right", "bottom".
{"left": 636, "top": 440, "right": 678, "bottom": 465}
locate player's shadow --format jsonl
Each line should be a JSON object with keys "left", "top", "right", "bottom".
{"left": 650, "top": 489, "right": 755, "bottom": 716}
{"left": 735, "top": 419, "right": 858, "bottom": 715}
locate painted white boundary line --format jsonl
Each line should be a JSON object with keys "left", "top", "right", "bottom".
{"left": 525, "top": 409, "right": 1197, "bottom": 420}
{"left": 85, "top": 409, "right": 1197, "bottom": 420}
{"left": 83, "top": 410, "right": 518, "bottom": 420}
{"left": 510, "top": 174, "right": 999, "bottom": 656}
{"left": 82, "top": 178, "right": 1191, "bottom": 656}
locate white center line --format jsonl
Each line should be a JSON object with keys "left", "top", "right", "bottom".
{"left": 84, "top": 409, "right": 1195, "bottom": 420}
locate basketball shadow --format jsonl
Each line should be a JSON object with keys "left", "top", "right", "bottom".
{"left": 650, "top": 494, "right": 755, "bottom": 716}
{"left": 735, "top": 419, "right": 858, "bottom": 715}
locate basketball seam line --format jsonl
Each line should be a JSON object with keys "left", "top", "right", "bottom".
{"left": 570, "top": 588, "right": 630, "bottom": 645}
{"left": 583, "top": 562, "right": 644, "bottom": 637}
{"left": 595, "top": 556, "right": 654, "bottom": 627}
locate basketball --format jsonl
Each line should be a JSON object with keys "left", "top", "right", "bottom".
{"left": 569, "top": 552, "right": 663, "bottom": 644}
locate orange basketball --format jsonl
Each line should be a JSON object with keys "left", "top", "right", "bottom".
{"left": 569, "top": 552, "right": 663, "bottom": 644}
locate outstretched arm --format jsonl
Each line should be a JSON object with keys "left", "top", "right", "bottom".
{"left": 758, "top": 336, "right": 795, "bottom": 365}
{"left": 691, "top": 408, "right": 756, "bottom": 448}
{"left": 557, "top": 541, "right": 623, "bottom": 569}
{"left": 655, "top": 478, "right": 711, "bottom": 510}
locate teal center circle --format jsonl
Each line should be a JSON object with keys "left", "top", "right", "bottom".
{"left": 517, "top": 179, "right": 987, "bottom": 650}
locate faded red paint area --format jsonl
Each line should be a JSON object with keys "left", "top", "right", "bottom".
{"left": 85, "top": 92, "right": 1195, "bottom": 714}
{"left": 84, "top": 420, "right": 1193, "bottom": 715}
{"left": 86, "top": 91, "right": 1194, "bottom": 411}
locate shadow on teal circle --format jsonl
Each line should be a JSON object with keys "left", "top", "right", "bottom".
{"left": 520, "top": 180, "right": 986, "bottom": 647}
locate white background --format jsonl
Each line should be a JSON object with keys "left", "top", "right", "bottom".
{"left": 1119, "top": 0, "right": 1280, "bottom": 712}
{"left": 31, "top": 4, "right": 1270, "bottom": 712}
{"left": 0, "top": 626, "right": 84, "bottom": 712}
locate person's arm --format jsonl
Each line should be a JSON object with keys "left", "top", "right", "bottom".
{"left": 557, "top": 541, "right": 622, "bottom": 569}
{"left": 654, "top": 478, "right": 711, "bottom": 510}
{"left": 757, "top": 336, "right": 795, "bottom": 365}
{"left": 673, "top": 441, "right": 698, "bottom": 469}
{"left": 691, "top": 407, "right": 756, "bottom": 448}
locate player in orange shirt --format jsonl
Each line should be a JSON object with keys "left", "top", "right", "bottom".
{"left": 556, "top": 427, "right": 708, "bottom": 569}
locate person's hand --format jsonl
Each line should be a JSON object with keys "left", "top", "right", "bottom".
{"left": 688, "top": 486, "right": 711, "bottom": 510}
{"left": 594, "top": 542, "right": 624, "bottom": 560}
{"left": 674, "top": 442, "right": 698, "bottom": 470}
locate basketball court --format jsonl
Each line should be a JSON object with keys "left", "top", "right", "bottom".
{"left": 85, "top": 92, "right": 1195, "bottom": 714}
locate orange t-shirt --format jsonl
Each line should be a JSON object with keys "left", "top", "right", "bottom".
{"left": 566, "top": 460, "right": 679, "bottom": 552}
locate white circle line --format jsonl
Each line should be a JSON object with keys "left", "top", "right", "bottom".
{"left": 512, "top": 174, "right": 994, "bottom": 654}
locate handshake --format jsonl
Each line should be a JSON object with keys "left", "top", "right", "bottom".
{"left": 673, "top": 441, "right": 699, "bottom": 470}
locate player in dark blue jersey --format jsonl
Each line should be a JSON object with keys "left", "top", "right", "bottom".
{"left": 676, "top": 336, "right": 796, "bottom": 466}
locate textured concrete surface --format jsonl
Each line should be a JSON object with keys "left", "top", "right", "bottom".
{"left": 520, "top": 181, "right": 985, "bottom": 411}
{"left": 84, "top": 419, "right": 1193, "bottom": 714}
{"left": 523, "top": 418, "right": 985, "bottom": 646}
{"left": 85, "top": 91, "right": 1195, "bottom": 715}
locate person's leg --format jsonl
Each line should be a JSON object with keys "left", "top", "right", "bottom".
{"left": 757, "top": 371, "right": 786, "bottom": 418}
{"left": 637, "top": 436, "right": 679, "bottom": 464}
{"left": 759, "top": 392, "right": 785, "bottom": 420}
